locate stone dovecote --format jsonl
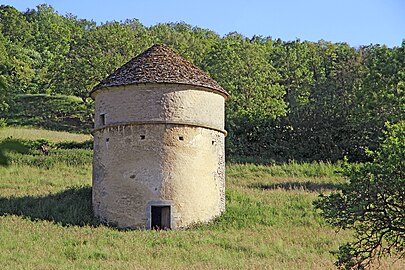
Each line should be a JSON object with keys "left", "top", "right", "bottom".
{"left": 91, "top": 44, "right": 228, "bottom": 229}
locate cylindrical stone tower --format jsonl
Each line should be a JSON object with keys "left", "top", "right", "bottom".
{"left": 91, "top": 44, "right": 228, "bottom": 229}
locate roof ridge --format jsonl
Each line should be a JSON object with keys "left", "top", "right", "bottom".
{"left": 91, "top": 44, "right": 228, "bottom": 97}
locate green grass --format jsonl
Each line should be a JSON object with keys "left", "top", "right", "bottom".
{"left": 0, "top": 127, "right": 403, "bottom": 269}
{"left": 0, "top": 126, "right": 92, "bottom": 142}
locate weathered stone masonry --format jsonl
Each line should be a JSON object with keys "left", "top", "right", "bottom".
{"left": 91, "top": 45, "right": 228, "bottom": 229}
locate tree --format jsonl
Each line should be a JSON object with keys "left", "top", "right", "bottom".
{"left": 314, "top": 121, "right": 405, "bottom": 269}
{"left": 268, "top": 40, "right": 364, "bottom": 162}
{"left": 24, "top": 4, "right": 75, "bottom": 94}
{"left": 60, "top": 20, "right": 148, "bottom": 101}
{"left": 149, "top": 22, "right": 220, "bottom": 67}
{"left": 205, "top": 33, "right": 286, "bottom": 120}
{"left": 204, "top": 34, "right": 287, "bottom": 158}
{"left": 0, "top": 5, "right": 32, "bottom": 45}
{"left": 0, "top": 5, "right": 39, "bottom": 95}
{"left": 349, "top": 43, "right": 405, "bottom": 160}
{"left": 0, "top": 75, "right": 7, "bottom": 112}
{"left": 0, "top": 31, "right": 9, "bottom": 112}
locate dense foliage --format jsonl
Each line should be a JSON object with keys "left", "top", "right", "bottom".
{"left": 314, "top": 122, "right": 405, "bottom": 269}
{"left": 0, "top": 4, "right": 404, "bottom": 162}
{"left": 4, "top": 94, "right": 93, "bottom": 132}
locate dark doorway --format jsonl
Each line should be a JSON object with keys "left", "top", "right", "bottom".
{"left": 151, "top": 206, "right": 171, "bottom": 230}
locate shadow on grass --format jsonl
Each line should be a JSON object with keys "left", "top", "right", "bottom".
{"left": 0, "top": 186, "right": 100, "bottom": 226}
{"left": 249, "top": 181, "right": 343, "bottom": 192}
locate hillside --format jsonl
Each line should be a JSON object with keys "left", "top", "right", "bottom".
{"left": 3, "top": 94, "right": 93, "bottom": 133}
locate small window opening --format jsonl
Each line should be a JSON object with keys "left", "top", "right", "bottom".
{"left": 178, "top": 136, "right": 184, "bottom": 141}
{"left": 100, "top": 113, "right": 106, "bottom": 126}
{"left": 106, "top": 138, "right": 110, "bottom": 142}
{"left": 212, "top": 140, "right": 215, "bottom": 145}
{"left": 140, "top": 135, "right": 145, "bottom": 140}
{"left": 151, "top": 206, "right": 171, "bottom": 230}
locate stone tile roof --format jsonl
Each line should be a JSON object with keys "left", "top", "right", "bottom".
{"left": 91, "top": 44, "right": 228, "bottom": 96}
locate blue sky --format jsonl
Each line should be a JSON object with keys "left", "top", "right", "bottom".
{"left": 3, "top": 0, "right": 405, "bottom": 47}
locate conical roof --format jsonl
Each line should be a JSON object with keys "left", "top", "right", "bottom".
{"left": 91, "top": 44, "right": 228, "bottom": 97}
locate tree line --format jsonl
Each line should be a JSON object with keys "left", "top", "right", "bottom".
{"left": 0, "top": 4, "right": 404, "bottom": 162}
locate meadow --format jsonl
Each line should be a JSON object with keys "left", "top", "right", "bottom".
{"left": 0, "top": 127, "right": 402, "bottom": 269}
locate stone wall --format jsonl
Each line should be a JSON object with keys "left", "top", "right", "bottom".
{"left": 92, "top": 84, "right": 226, "bottom": 229}
{"left": 93, "top": 83, "right": 226, "bottom": 133}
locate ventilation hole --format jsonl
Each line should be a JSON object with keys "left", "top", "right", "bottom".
{"left": 140, "top": 135, "right": 145, "bottom": 140}
{"left": 212, "top": 140, "right": 215, "bottom": 145}
{"left": 130, "top": 175, "right": 135, "bottom": 179}
{"left": 178, "top": 136, "right": 184, "bottom": 141}
{"left": 106, "top": 138, "right": 110, "bottom": 142}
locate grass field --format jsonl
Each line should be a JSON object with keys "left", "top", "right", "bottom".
{"left": 0, "top": 126, "right": 92, "bottom": 142}
{"left": 0, "top": 127, "right": 402, "bottom": 269}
